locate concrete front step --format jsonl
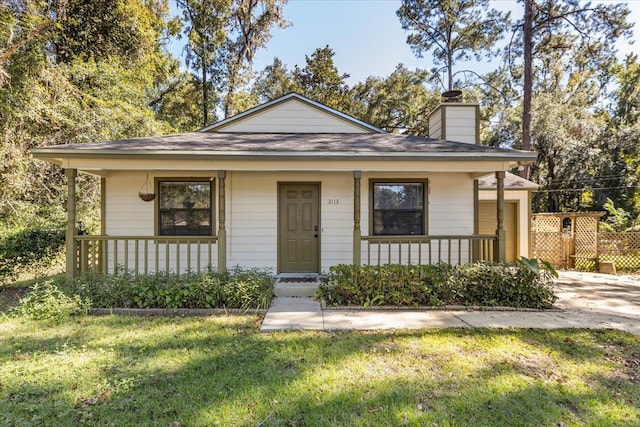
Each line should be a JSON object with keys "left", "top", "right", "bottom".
{"left": 275, "top": 274, "right": 321, "bottom": 297}
{"left": 274, "top": 282, "right": 320, "bottom": 297}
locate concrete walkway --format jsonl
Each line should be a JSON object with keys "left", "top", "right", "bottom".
{"left": 261, "top": 271, "right": 640, "bottom": 335}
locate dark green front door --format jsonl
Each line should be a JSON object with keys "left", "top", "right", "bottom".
{"left": 278, "top": 183, "right": 320, "bottom": 273}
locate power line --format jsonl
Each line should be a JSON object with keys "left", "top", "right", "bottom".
{"left": 538, "top": 174, "right": 633, "bottom": 185}
{"left": 536, "top": 185, "right": 637, "bottom": 193}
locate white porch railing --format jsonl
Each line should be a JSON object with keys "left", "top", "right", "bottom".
{"left": 76, "top": 235, "right": 218, "bottom": 276}
{"left": 361, "top": 235, "right": 496, "bottom": 266}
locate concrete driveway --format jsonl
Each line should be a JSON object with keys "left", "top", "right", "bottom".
{"left": 554, "top": 271, "right": 640, "bottom": 319}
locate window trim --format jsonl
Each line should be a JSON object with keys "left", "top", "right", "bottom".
{"left": 369, "top": 178, "right": 429, "bottom": 236}
{"left": 154, "top": 177, "right": 216, "bottom": 237}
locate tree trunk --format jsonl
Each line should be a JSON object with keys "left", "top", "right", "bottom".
{"left": 521, "top": 0, "right": 534, "bottom": 178}
{"left": 546, "top": 154, "right": 558, "bottom": 212}
{"left": 202, "top": 64, "right": 208, "bottom": 127}
{"left": 447, "top": 50, "right": 453, "bottom": 91}
{"left": 224, "top": 71, "right": 237, "bottom": 119}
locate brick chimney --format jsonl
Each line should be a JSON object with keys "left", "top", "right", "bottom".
{"left": 427, "top": 91, "right": 480, "bottom": 145}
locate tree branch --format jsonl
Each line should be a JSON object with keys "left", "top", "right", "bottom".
{"left": 0, "top": 18, "right": 52, "bottom": 64}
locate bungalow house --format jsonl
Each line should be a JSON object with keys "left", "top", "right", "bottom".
{"left": 31, "top": 93, "right": 537, "bottom": 280}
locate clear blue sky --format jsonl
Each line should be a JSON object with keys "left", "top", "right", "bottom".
{"left": 169, "top": 0, "right": 638, "bottom": 87}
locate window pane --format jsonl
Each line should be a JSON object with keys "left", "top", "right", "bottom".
{"left": 159, "top": 182, "right": 211, "bottom": 210}
{"left": 159, "top": 210, "right": 211, "bottom": 236}
{"left": 158, "top": 181, "right": 212, "bottom": 236}
{"left": 373, "top": 183, "right": 423, "bottom": 210}
{"left": 373, "top": 182, "right": 424, "bottom": 235}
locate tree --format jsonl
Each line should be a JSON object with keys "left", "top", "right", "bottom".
{"left": 223, "top": 0, "right": 289, "bottom": 116}
{"left": 176, "top": 0, "right": 288, "bottom": 124}
{"left": 150, "top": 70, "right": 207, "bottom": 132}
{"left": 176, "top": 0, "right": 228, "bottom": 126}
{"left": 0, "top": 0, "right": 180, "bottom": 230}
{"left": 54, "top": 0, "right": 171, "bottom": 64}
{"left": 293, "top": 45, "right": 350, "bottom": 110}
{"left": 513, "top": 0, "right": 632, "bottom": 177}
{"left": 348, "top": 64, "right": 438, "bottom": 135}
{"left": 253, "top": 46, "right": 350, "bottom": 110}
{"left": 252, "top": 57, "right": 299, "bottom": 102}
{"left": 397, "top": 0, "right": 510, "bottom": 91}
{"left": 600, "top": 54, "right": 640, "bottom": 215}
{"left": 529, "top": 78, "right": 603, "bottom": 212}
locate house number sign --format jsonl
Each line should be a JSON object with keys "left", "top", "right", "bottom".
{"left": 328, "top": 199, "right": 339, "bottom": 205}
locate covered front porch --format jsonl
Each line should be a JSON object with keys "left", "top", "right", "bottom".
{"left": 63, "top": 168, "right": 510, "bottom": 280}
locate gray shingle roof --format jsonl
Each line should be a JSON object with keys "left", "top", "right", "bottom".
{"left": 478, "top": 172, "right": 539, "bottom": 190}
{"left": 33, "top": 132, "right": 536, "bottom": 162}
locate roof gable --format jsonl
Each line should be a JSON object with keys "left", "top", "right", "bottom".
{"left": 199, "top": 93, "right": 384, "bottom": 134}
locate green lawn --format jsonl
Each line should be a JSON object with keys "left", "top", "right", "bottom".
{"left": 1, "top": 315, "right": 639, "bottom": 426}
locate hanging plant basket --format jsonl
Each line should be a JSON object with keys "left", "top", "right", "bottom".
{"left": 138, "top": 174, "right": 155, "bottom": 202}
{"left": 138, "top": 192, "right": 156, "bottom": 202}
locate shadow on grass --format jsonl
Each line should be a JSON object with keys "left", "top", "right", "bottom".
{"left": 1, "top": 317, "right": 639, "bottom": 426}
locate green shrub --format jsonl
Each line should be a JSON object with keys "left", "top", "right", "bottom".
{"left": 0, "top": 228, "right": 65, "bottom": 285}
{"left": 72, "top": 267, "right": 274, "bottom": 310}
{"left": 10, "top": 280, "right": 89, "bottom": 322}
{"left": 320, "top": 262, "right": 556, "bottom": 309}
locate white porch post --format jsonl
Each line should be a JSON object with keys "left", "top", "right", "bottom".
{"left": 65, "top": 168, "right": 78, "bottom": 280}
{"left": 353, "top": 171, "right": 362, "bottom": 265}
{"left": 217, "top": 170, "right": 227, "bottom": 273}
{"left": 494, "top": 171, "right": 506, "bottom": 263}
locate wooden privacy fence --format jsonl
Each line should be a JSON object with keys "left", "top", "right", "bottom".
{"left": 76, "top": 236, "right": 218, "bottom": 276}
{"left": 361, "top": 235, "right": 496, "bottom": 266}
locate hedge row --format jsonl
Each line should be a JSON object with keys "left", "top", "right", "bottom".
{"left": 71, "top": 267, "right": 274, "bottom": 310}
{"left": 320, "top": 262, "right": 556, "bottom": 309}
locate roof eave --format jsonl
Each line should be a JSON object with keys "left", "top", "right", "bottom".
{"left": 31, "top": 149, "right": 538, "bottom": 163}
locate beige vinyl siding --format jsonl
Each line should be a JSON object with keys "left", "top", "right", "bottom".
{"left": 105, "top": 171, "right": 218, "bottom": 273}
{"left": 105, "top": 170, "right": 481, "bottom": 271}
{"left": 214, "top": 99, "right": 369, "bottom": 133}
{"left": 428, "top": 173, "right": 474, "bottom": 235}
{"left": 443, "top": 105, "right": 477, "bottom": 145}
{"left": 479, "top": 189, "right": 531, "bottom": 258}
{"left": 227, "top": 171, "right": 354, "bottom": 271}
{"left": 427, "top": 104, "right": 478, "bottom": 145}
{"left": 428, "top": 111, "right": 443, "bottom": 140}
{"left": 106, "top": 171, "right": 156, "bottom": 236}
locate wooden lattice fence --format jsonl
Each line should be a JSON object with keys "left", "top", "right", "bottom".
{"left": 533, "top": 212, "right": 640, "bottom": 272}
{"left": 532, "top": 212, "right": 604, "bottom": 271}
{"left": 573, "top": 216, "right": 599, "bottom": 271}
{"left": 599, "top": 232, "right": 640, "bottom": 272}
{"left": 531, "top": 215, "right": 566, "bottom": 268}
